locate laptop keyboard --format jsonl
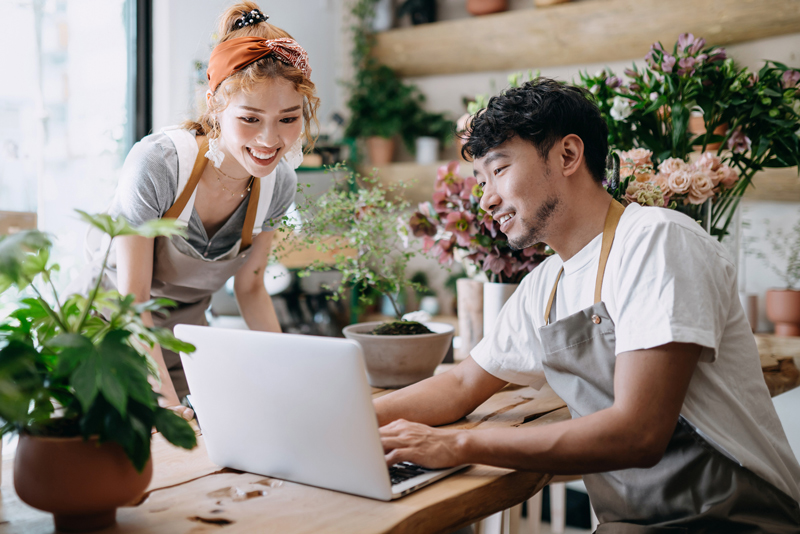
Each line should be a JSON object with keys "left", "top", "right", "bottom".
{"left": 389, "top": 462, "right": 432, "bottom": 485}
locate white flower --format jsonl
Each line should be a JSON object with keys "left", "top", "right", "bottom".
{"left": 610, "top": 96, "right": 632, "bottom": 122}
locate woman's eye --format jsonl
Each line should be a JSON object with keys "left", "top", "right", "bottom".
{"left": 240, "top": 117, "right": 258, "bottom": 123}
{"left": 280, "top": 116, "right": 300, "bottom": 124}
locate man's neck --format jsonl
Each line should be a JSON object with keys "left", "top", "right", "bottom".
{"left": 547, "top": 187, "right": 613, "bottom": 262}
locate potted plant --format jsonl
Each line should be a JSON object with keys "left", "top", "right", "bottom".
{"left": 274, "top": 168, "right": 453, "bottom": 388}
{"left": 396, "top": 0, "right": 436, "bottom": 25}
{"left": 757, "top": 219, "right": 800, "bottom": 336}
{"left": 0, "top": 212, "right": 198, "bottom": 532}
{"left": 402, "top": 108, "right": 456, "bottom": 165}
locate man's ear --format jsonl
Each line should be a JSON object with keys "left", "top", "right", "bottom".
{"left": 559, "top": 134, "right": 584, "bottom": 178}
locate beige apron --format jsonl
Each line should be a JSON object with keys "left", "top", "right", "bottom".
{"left": 82, "top": 127, "right": 276, "bottom": 397}
{"left": 539, "top": 200, "right": 800, "bottom": 533}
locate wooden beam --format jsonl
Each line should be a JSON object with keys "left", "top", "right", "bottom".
{"left": 373, "top": 0, "right": 800, "bottom": 77}
{"left": 0, "top": 211, "right": 37, "bottom": 235}
{"left": 744, "top": 166, "right": 800, "bottom": 202}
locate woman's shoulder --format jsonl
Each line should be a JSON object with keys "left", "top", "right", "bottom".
{"left": 124, "top": 130, "right": 180, "bottom": 175}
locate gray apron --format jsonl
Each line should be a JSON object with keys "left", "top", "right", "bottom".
{"left": 82, "top": 127, "right": 276, "bottom": 398}
{"left": 538, "top": 200, "right": 800, "bottom": 533}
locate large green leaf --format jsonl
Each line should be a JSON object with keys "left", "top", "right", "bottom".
{"left": 153, "top": 408, "right": 197, "bottom": 450}
{"left": 75, "top": 210, "right": 187, "bottom": 240}
{"left": 0, "top": 231, "right": 52, "bottom": 293}
{"left": 71, "top": 356, "right": 100, "bottom": 411}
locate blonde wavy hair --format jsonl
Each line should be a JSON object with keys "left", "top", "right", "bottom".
{"left": 183, "top": 1, "right": 320, "bottom": 150}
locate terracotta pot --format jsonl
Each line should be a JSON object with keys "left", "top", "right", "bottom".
{"left": 688, "top": 114, "right": 728, "bottom": 151}
{"left": 343, "top": 321, "right": 454, "bottom": 388}
{"left": 766, "top": 289, "right": 800, "bottom": 337}
{"left": 467, "top": 0, "right": 508, "bottom": 16}
{"left": 365, "top": 136, "right": 395, "bottom": 165}
{"left": 14, "top": 433, "right": 153, "bottom": 532}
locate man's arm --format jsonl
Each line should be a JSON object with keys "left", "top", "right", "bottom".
{"left": 374, "top": 356, "right": 508, "bottom": 428}
{"left": 381, "top": 342, "right": 701, "bottom": 472}
{"left": 234, "top": 231, "right": 281, "bottom": 332}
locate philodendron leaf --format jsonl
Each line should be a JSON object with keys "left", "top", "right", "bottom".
{"left": 47, "top": 333, "right": 95, "bottom": 378}
{"left": 0, "top": 230, "right": 52, "bottom": 293}
{"left": 149, "top": 327, "right": 196, "bottom": 354}
{"left": 154, "top": 408, "right": 197, "bottom": 449}
{"left": 96, "top": 330, "right": 135, "bottom": 417}
{"left": 75, "top": 210, "right": 187, "bottom": 240}
{"left": 71, "top": 356, "right": 100, "bottom": 411}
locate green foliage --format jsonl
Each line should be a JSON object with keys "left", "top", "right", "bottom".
{"left": 273, "top": 166, "right": 424, "bottom": 320}
{"left": 0, "top": 211, "right": 197, "bottom": 472}
{"left": 344, "top": 0, "right": 452, "bottom": 151}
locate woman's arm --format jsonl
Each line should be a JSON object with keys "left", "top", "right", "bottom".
{"left": 116, "top": 235, "right": 194, "bottom": 420}
{"left": 233, "top": 231, "right": 282, "bottom": 332}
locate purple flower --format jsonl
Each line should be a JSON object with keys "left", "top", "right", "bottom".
{"left": 727, "top": 128, "right": 752, "bottom": 154}
{"left": 460, "top": 176, "right": 478, "bottom": 200}
{"left": 677, "top": 56, "right": 697, "bottom": 76}
{"left": 605, "top": 76, "right": 622, "bottom": 88}
{"left": 445, "top": 211, "right": 477, "bottom": 248}
{"left": 483, "top": 248, "right": 514, "bottom": 278}
{"left": 707, "top": 48, "right": 727, "bottom": 63}
{"left": 677, "top": 33, "right": 704, "bottom": 56}
{"left": 431, "top": 235, "right": 457, "bottom": 265}
{"left": 409, "top": 211, "right": 436, "bottom": 237}
{"left": 624, "top": 68, "right": 638, "bottom": 79}
{"left": 662, "top": 54, "right": 676, "bottom": 74}
{"left": 782, "top": 70, "right": 800, "bottom": 89}
{"left": 435, "top": 161, "right": 464, "bottom": 196}
{"left": 645, "top": 42, "right": 664, "bottom": 69}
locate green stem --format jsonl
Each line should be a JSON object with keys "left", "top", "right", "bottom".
{"left": 29, "top": 284, "right": 69, "bottom": 332}
{"left": 45, "top": 275, "right": 67, "bottom": 328}
{"left": 76, "top": 237, "right": 113, "bottom": 333}
{"left": 386, "top": 292, "right": 402, "bottom": 320}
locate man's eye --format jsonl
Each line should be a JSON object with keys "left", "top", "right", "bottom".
{"left": 493, "top": 166, "right": 506, "bottom": 176}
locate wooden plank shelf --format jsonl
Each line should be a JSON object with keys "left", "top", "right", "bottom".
{"left": 373, "top": 0, "right": 800, "bottom": 78}
{"left": 364, "top": 161, "right": 800, "bottom": 205}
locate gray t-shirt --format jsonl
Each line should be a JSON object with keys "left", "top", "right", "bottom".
{"left": 107, "top": 131, "right": 297, "bottom": 259}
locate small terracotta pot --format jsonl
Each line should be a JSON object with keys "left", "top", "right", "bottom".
{"left": 467, "top": 0, "right": 508, "bottom": 16}
{"left": 365, "top": 136, "right": 395, "bottom": 165}
{"left": 688, "top": 115, "right": 728, "bottom": 151}
{"left": 343, "top": 321, "right": 454, "bottom": 388}
{"left": 14, "top": 433, "right": 153, "bottom": 532}
{"left": 766, "top": 289, "right": 800, "bottom": 337}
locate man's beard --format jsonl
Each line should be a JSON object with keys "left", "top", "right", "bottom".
{"left": 507, "top": 194, "right": 560, "bottom": 250}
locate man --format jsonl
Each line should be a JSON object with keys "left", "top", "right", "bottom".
{"left": 376, "top": 78, "right": 800, "bottom": 532}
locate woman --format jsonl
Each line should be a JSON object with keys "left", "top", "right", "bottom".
{"left": 82, "top": 2, "right": 319, "bottom": 420}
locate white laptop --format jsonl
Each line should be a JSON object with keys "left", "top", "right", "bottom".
{"left": 175, "top": 324, "right": 467, "bottom": 501}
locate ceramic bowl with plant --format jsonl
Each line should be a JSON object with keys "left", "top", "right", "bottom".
{"left": 0, "top": 212, "right": 198, "bottom": 532}
{"left": 274, "top": 167, "right": 453, "bottom": 388}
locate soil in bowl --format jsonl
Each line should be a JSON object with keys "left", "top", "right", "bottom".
{"left": 371, "top": 320, "right": 433, "bottom": 336}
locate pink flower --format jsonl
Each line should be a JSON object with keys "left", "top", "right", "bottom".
{"left": 716, "top": 165, "right": 739, "bottom": 188}
{"left": 652, "top": 173, "right": 672, "bottom": 199}
{"left": 625, "top": 181, "right": 666, "bottom": 207}
{"left": 445, "top": 211, "right": 477, "bottom": 247}
{"left": 658, "top": 157, "right": 688, "bottom": 175}
{"left": 662, "top": 55, "right": 676, "bottom": 74}
{"left": 432, "top": 190, "right": 450, "bottom": 215}
{"left": 480, "top": 211, "right": 499, "bottom": 238}
{"left": 677, "top": 56, "right": 697, "bottom": 76}
{"left": 606, "top": 76, "right": 622, "bottom": 88}
{"left": 677, "top": 33, "right": 705, "bottom": 56}
{"left": 687, "top": 170, "right": 715, "bottom": 205}
{"left": 483, "top": 248, "right": 514, "bottom": 278}
{"left": 431, "top": 234, "right": 457, "bottom": 265}
{"left": 618, "top": 148, "right": 653, "bottom": 168}
{"left": 436, "top": 161, "right": 464, "bottom": 196}
{"left": 727, "top": 128, "right": 752, "bottom": 154}
{"left": 782, "top": 70, "right": 800, "bottom": 90}
{"left": 707, "top": 48, "right": 727, "bottom": 63}
{"left": 645, "top": 42, "right": 664, "bottom": 69}
{"left": 667, "top": 170, "right": 692, "bottom": 195}
{"left": 696, "top": 152, "right": 722, "bottom": 172}
{"left": 460, "top": 176, "right": 478, "bottom": 200}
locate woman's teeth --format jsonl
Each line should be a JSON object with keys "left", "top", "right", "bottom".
{"left": 248, "top": 147, "right": 277, "bottom": 160}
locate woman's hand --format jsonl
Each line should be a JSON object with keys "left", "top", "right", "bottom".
{"left": 158, "top": 388, "right": 195, "bottom": 421}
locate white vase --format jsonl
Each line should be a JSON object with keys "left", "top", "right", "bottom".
{"left": 415, "top": 136, "right": 440, "bottom": 165}
{"left": 371, "top": 0, "right": 393, "bottom": 32}
{"left": 483, "top": 282, "right": 519, "bottom": 338}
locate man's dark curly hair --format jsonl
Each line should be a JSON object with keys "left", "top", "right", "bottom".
{"left": 462, "top": 78, "right": 609, "bottom": 183}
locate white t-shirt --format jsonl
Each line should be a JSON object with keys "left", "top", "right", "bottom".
{"left": 472, "top": 203, "right": 800, "bottom": 502}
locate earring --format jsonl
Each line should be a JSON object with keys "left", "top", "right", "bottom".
{"left": 284, "top": 134, "right": 304, "bottom": 169}
{"left": 205, "top": 136, "right": 225, "bottom": 168}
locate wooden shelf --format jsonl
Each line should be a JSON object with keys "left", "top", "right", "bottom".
{"left": 373, "top": 0, "right": 800, "bottom": 77}
{"left": 365, "top": 161, "right": 799, "bottom": 204}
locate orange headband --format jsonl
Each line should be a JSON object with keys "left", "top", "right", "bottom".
{"left": 206, "top": 36, "right": 312, "bottom": 93}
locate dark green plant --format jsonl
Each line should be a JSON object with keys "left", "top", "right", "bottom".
{"left": 401, "top": 108, "right": 455, "bottom": 154}
{"left": 273, "top": 166, "right": 426, "bottom": 320}
{"left": 410, "top": 271, "right": 435, "bottom": 297}
{"left": 0, "top": 212, "right": 198, "bottom": 472}
{"left": 396, "top": 0, "right": 436, "bottom": 25}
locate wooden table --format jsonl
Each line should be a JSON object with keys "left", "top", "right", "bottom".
{"left": 757, "top": 334, "right": 800, "bottom": 397}
{"left": 0, "top": 380, "right": 569, "bottom": 534}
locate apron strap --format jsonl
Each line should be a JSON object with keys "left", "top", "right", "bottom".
{"left": 594, "top": 200, "right": 626, "bottom": 304}
{"left": 543, "top": 199, "right": 626, "bottom": 325}
{"left": 164, "top": 137, "right": 209, "bottom": 220}
{"left": 240, "top": 175, "right": 261, "bottom": 250}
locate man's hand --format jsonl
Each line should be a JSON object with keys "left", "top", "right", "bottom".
{"left": 380, "top": 419, "right": 467, "bottom": 468}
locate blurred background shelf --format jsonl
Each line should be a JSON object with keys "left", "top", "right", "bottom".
{"left": 373, "top": 0, "right": 800, "bottom": 77}
{"left": 363, "top": 162, "right": 800, "bottom": 204}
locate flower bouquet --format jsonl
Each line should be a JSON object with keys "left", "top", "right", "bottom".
{"left": 578, "top": 33, "right": 800, "bottom": 239}
{"left": 409, "top": 161, "right": 549, "bottom": 284}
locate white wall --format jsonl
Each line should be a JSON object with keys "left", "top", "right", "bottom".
{"left": 152, "top": 0, "right": 344, "bottom": 133}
